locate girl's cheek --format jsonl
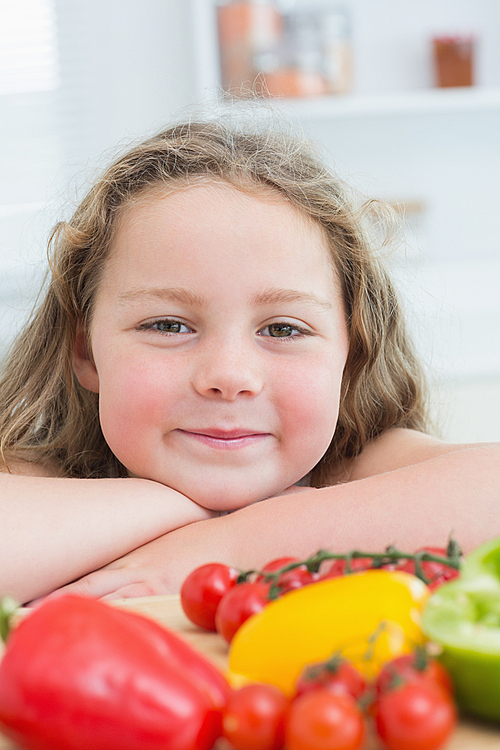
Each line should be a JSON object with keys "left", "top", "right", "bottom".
{"left": 280, "top": 359, "right": 342, "bottom": 442}
{"left": 98, "top": 361, "right": 168, "bottom": 437}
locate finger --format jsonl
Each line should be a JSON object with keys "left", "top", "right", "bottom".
{"left": 27, "top": 584, "right": 85, "bottom": 608}
{"left": 44, "top": 569, "right": 141, "bottom": 601}
{"left": 100, "top": 580, "right": 171, "bottom": 601}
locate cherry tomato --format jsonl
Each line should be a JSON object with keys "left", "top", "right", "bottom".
{"left": 276, "top": 567, "right": 317, "bottom": 594}
{"left": 222, "top": 683, "right": 288, "bottom": 750}
{"left": 376, "top": 650, "right": 454, "bottom": 697}
{"left": 319, "top": 557, "right": 373, "bottom": 579}
{"left": 398, "top": 547, "right": 460, "bottom": 590}
{"left": 285, "top": 690, "right": 365, "bottom": 750}
{"left": 180, "top": 563, "right": 238, "bottom": 631}
{"left": 296, "top": 657, "right": 367, "bottom": 702}
{"left": 255, "top": 557, "right": 299, "bottom": 579}
{"left": 256, "top": 557, "right": 316, "bottom": 594}
{"left": 375, "top": 680, "right": 457, "bottom": 750}
{"left": 215, "top": 581, "right": 270, "bottom": 643}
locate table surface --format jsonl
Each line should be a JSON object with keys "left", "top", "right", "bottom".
{"left": 1, "top": 594, "right": 500, "bottom": 750}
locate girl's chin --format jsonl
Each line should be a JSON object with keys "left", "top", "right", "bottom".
{"left": 123, "top": 467, "right": 306, "bottom": 510}
{"left": 191, "top": 491, "right": 271, "bottom": 513}
{"left": 190, "top": 482, "right": 314, "bottom": 511}
{"left": 172, "top": 483, "right": 288, "bottom": 512}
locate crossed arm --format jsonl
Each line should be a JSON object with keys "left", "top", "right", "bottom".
{"left": 0, "top": 469, "right": 214, "bottom": 604}
{"left": 34, "top": 435, "right": 500, "bottom": 603}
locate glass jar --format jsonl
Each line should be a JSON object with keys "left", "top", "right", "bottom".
{"left": 263, "top": 4, "right": 352, "bottom": 98}
{"left": 216, "top": 0, "right": 282, "bottom": 94}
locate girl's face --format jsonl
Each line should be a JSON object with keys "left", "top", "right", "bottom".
{"left": 74, "top": 182, "right": 349, "bottom": 510}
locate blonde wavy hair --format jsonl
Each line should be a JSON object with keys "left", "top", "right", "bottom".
{"left": 0, "top": 112, "right": 429, "bottom": 483}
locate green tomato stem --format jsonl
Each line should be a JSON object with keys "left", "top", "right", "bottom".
{"left": 0, "top": 596, "right": 19, "bottom": 643}
{"left": 250, "top": 542, "right": 462, "bottom": 590}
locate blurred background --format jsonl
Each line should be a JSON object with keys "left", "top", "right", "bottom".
{"left": 0, "top": 0, "right": 499, "bottom": 442}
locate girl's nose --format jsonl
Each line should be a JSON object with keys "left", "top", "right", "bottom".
{"left": 191, "top": 339, "right": 264, "bottom": 401}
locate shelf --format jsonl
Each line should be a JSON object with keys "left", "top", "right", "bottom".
{"left": 261, "top": 86, "right": 500, "bottom": 121}
{"left": 189, "top": 2, "right": 500, "bottom": 121}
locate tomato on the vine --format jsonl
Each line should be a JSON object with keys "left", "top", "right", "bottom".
{"left": 374, "top": 680, "right": 457, "bottom": 750}
{"left": 285, "top": 690, "right": 365, "bottom": 750}
{"left": 222, "top": 683, "right": 288, "bottom": 750}
{"left": 256, "top": 557, "right": 317, "bottom": 594}
{"left": 376, "top": 650, "right": 454, "bottom": 698}
{"left": 397, "top": 547, "right": 460, "bottom": 590}
{"left": 180, "top": 563, "right": 239, "bottom": 631}
{"left": 319, "top": 557, "right": 373, "bottom": 579}
{"left": 255, "top": 557, "right": 299, "bottom": 579}
{"left": 276, "top": 567, "right": 317, "bottom": 594}
{"left": 295, "top": 657, "right": 367, "bottom": 702}
{"left": 215, "top": 581, "right": 270, "bottom": 643}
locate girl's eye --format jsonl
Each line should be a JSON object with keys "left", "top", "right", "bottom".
{"left": 260, "top": 322, "right": 311, "bottom": 339}
{"left": 139, "top": 319, "right": 192, "bottom": 334}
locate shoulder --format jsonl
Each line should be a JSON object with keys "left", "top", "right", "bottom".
{"left": 344, "top": 428, "right": 472, "bottom": 482}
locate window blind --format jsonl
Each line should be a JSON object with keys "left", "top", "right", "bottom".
{"left": 0, "top": 0, "right": 70, "bottom": 356}
{"left": 0, "top": 0, "right": 58, "bottom": 95}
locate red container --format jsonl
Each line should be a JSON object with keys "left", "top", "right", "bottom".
{"left": 433, "top": 35, "right": 475, "bottom": 88}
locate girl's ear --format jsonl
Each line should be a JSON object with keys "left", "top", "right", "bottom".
{"left": 72, "top": 321, "right": 99, "bottom": 393}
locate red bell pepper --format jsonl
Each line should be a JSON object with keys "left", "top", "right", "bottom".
{"left": 0, "top": 595, "right": 230, "bottom": 750}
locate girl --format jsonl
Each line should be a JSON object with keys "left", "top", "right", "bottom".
{"left": 0, "top": 113, "right": 498, "bottom": 604}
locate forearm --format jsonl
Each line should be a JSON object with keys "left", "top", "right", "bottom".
{"left": 0, "top": 473, "right": 212, "bottom": 603}
{"left": 44, "top": 443, "right": 499, "bottom": 600}
{"left": 154, "top": 442, "right": 499, "bottom": 580}
{"left": 222, "top": 443, "right": 500, "bottom": 568}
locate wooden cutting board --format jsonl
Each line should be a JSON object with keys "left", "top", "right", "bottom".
{"left": 1, "top": 594, "right": 499, "bottom": 750}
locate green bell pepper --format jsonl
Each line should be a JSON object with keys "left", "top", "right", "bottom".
{"left": 422, "top": 536, "right": 500, "bottom": 722}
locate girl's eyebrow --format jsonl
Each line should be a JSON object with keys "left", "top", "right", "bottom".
{"left": 118, "top": 286, "right": 334, "bottom": 311}
{"left": 118, "top": 287, "right": 207, "bottom": 308}
{"left": 252, "top": 288, "right": 334, "bottom": 311}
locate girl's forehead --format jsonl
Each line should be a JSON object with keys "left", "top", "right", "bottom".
{"left": 118, "top": 177, "right": 311, "bottom": 227}
{"left": 105, "top": 179, "right": 343, "bottom": 301}
{"left": 114, "top": 178, "right": 334, "bottom": 261}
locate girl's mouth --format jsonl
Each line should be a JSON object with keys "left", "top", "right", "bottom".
{"left": 177, "top": 429, "right": 271, "bottom": 450}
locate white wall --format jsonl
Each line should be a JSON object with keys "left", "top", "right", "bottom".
{"left": 54, "top": 0, "right": 197, "bottom": 160}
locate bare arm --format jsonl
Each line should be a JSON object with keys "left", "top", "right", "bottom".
{"left": 45, "top": 440, "right": 500, "bottom": 600}
{"left": 0, "top": 469, "right": 213, "bottom": 604}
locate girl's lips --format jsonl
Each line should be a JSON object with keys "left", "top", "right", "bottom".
{"left": 177, "top": 429, "right": 271, "bottom": 450}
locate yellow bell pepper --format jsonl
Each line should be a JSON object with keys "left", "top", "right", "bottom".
{"left": 228, "top": 570, "right": 429, "bottom": 696}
